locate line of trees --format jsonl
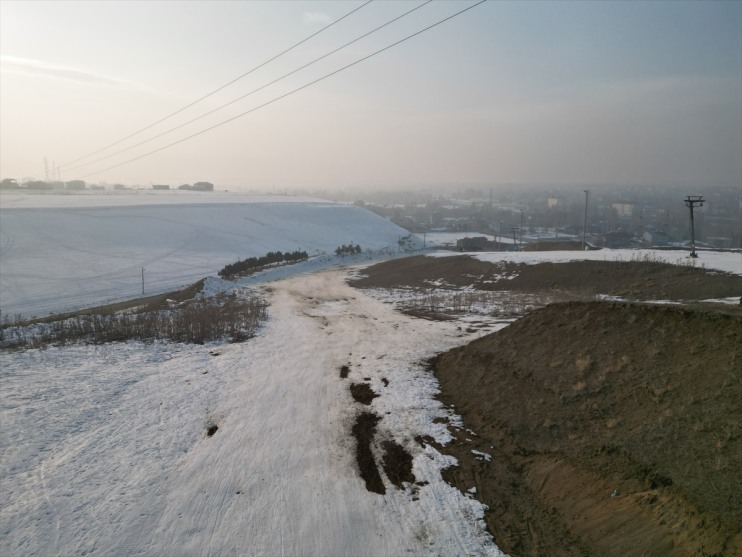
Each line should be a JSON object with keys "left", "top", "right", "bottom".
{"left": 218, "top": 250, "right": 308, "bottom": 280}
{"left": 336, "top": 244, "right": 362, "bottom": 256}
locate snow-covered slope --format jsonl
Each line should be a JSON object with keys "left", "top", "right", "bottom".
{"left": 0, "top": 193, "right": 412, "bottom": 318}
{"left": 0, "top": 270, "right": 504, "bottom": 557}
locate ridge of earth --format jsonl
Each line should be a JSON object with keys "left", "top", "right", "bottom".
{"left": 352, "top": 255, "right": 742, "bottom": 556}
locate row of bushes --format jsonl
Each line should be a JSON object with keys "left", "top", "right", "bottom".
{"left": 336, "top": 244, "right": 362, "bottom": 256}
{"left": 1, "top": 293, "right": 267, "bottom": 349}
{"left": 218, "top": 250, "right": 308, "bottom": 280}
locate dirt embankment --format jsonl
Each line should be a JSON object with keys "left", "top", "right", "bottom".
{"left": 431, "top": 302, "right": 741, "bottom": 557}
{"left": 352, "top": 254, "right": 742, "bottom": 556}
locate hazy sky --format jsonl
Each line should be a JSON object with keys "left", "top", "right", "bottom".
{"left": 1, "top": 0, "right": 740, "bottom": 190}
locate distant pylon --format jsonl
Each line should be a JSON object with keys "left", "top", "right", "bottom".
{"left": 684, "top": 195, "right": 704, "bottom": 258}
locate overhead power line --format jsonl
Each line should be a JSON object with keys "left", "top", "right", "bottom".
{"left": 59, "top": 0, "right": 374, "bottom": 169}
{"left": 76, "top": 0, "right": 487, "bottom": 180}
{"left": 66, "top": 0, "right": 433, "bottom": 174}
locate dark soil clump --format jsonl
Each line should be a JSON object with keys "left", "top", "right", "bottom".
{"left": 381, "top": 440, "right": 415, "bottom": 489}
{"left": 206, "top": 424, "right": 218, "bottom": 437}
{"left": 352, "top": 412, "right": 385, "bottom": 495}
{"left": 350, "top": 382, "right": 378, "bottom": 405}
{"left": 339, "top": 364, "right": 350, "bottom": 379}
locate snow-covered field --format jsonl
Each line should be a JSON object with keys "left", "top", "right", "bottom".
{"left": 468, "top": 248, "right": 742, "bottom": 275}
{"left": 1, "top": 270, "right": 503, "bottom": 557}
{"left": 2, "top": 193, "right": 740, "bottom": 556}
{"left": 0, "top": 191, "right": 415, "bottom": 318}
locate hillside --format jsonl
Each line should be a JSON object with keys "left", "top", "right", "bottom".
{"left": 432, "top": 302, "right": 741, "bottom": 556}
{"left": 353, "top": 254, "right": 742, "bottom": 556}
{"left": 0, "top": 194, "right": 413, "bottom": 318}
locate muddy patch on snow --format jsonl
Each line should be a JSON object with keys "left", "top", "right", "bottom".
{"left": 350, "top": 382, "right": 378, "bottom": 405}
{"left": 381, "top": 439, "right": 415, "bottom": 489}
{"left": 352, "top": 412, "right": 385, "bottom": 495}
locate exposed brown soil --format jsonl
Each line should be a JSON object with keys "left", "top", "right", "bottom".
{"left": 352, "top": 412, "right": 385, "bottom": 495}
{"left": 381, "top": 440, "right": 416, "bottom": 489}
{"left": 350, "top": 254, "right": 742, "bottom": 305}
{"left": 431, "top": 301, "right": 741, "bottom": 557}
{"left": 521, "top": 240, "right": 587, "bottom": 251}
{"left": 350, "top": 382, "right": 378, "bottom": 405}
{"left": 352, "top": 255, "right": 742, "bottom": 556}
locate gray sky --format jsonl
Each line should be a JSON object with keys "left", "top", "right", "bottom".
{"left": 1, "top": 0, "right": 740, "bottom": 190}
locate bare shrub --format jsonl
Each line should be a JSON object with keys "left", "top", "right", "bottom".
{"left": 1, "top": 292, "right": 267, "bottom": 350}
{"left": 398, "top": 288, "right": 579, "bottom": 320}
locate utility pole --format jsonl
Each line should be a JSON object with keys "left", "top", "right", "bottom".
{"left": 510, "top": 226, "right": 519, "bottom": 250}
{"left": 519, "top": 211, "right": 524, "bottom": 245}
{"left": 582, "top": 189, "right": 590, "bottom": 251}
{"left": 684, "top": 195, "right": 704, "bottom": 258}
{"left": 141, "top": 267, "right": 145, "bottom": 296}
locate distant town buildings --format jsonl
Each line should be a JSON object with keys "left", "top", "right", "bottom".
{"left": 178, "top": 182, "right": 214, "bottom": 191}
{"left": 456, "top": 236, "right": 490, "bottom": 251}
{"left": 612, "top": 202, "right": 635, "bottom": 218}
{"left": 352, "top": 184, "right": 740, "bottom": 250}
{"left": 66, "top": 180, "right": 86, "bottom": 190}
{"left": 0, "top": 178, "right": 218, "bottom": 194}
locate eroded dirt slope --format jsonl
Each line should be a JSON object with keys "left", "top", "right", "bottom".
{"left": 352, "top": 254, "right": 742, "bottom": 556}
{"left": 431, "top": 301, "right": 741, "bottom": 557}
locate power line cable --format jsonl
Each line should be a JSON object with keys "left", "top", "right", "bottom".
{"left": 66, "top": 0, "right": 433, "bottom": 173}
{"left": 76, "top": 0, "right": 487, "bottom": 180}
{"left": 59, "top": 0, "right": 373, "bottom": 169}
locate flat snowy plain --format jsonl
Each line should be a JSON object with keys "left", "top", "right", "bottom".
{"left": 1, "top": 191, "right": 740, "bottom": 556}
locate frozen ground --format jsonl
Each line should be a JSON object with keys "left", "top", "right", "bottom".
{"left": 2, "top": 194, "right": 739, "bottom": 556}
{"left": 0, "top": 270, "right": 503, "bottom": 557}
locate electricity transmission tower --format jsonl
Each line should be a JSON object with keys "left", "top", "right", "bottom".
{"left": 582, "top": 189, "right": 590, "bottom": 251}
{"left": 510, "top": 227, "right": 519, "bottom": 251}
{"left": 684, "top": 195, "right": 704, "bottom": 258}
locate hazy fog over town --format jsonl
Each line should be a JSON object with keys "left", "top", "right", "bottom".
{"left": 1, "top": 1, "right": 740, "bottom": 191}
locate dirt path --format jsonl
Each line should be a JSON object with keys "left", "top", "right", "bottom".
{"left": 1, "top": 268, "right": 503, "bottom": 557}
{"left": 145, "top": 269, "right": 502, "bottom": 556}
